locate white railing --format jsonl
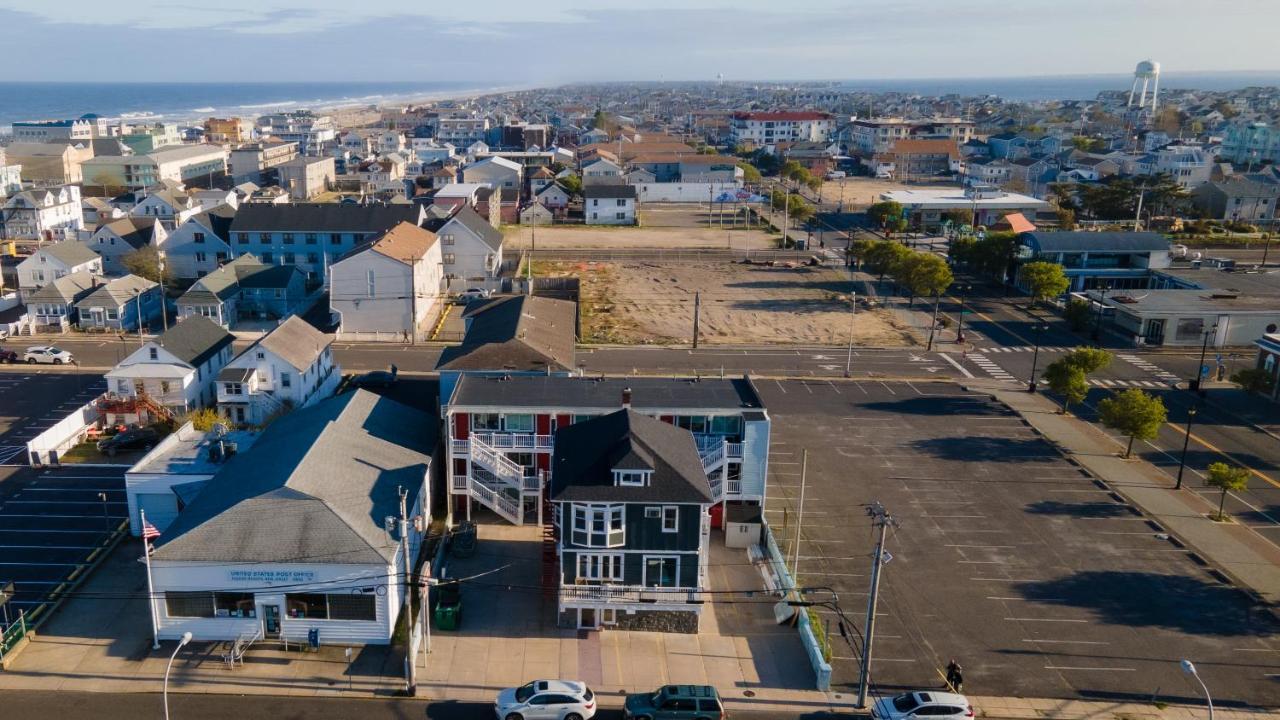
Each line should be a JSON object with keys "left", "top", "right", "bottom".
{"left": 701, "top": 443, "right": 725, "bottom": 471}
{"left": 559, "top": 584, "right": 702, "bottom": 605}
{"left": 726, "top": 442, "right": 743, "bottom": 460}
{"left": 452, "top": 474, "right": 468, "bottom": 491}
{"left": 469, "top": 478, "right": 520, "bottom": 524}
{"left": 223, "top": 625, "right": 263, "bottom": 669}
{"left": 522, "top": 473, "right": 541, "bottom": 492}
{"left": 469, "top": 436, "right": 524, "bottom": 491}
{"left": 470, "top": 431, "right": 554, "bottom": 450}
{"left": 708, "top": 469, "right": 723, "bottom": 499}
{"left": 726, "top": 478, "right": 741, "bottom": 495}
{"left": 450, "top": 439, "right": 468, "bottom": 454}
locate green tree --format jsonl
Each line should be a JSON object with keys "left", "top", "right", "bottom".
{"left": 896, "top": 252, "right": 953, "bottom": 307}
{"left": 866, "top": 240, "right": 911, "bottom": 286}
{"left": 848, "top": 238, "right": 875, "bottom": 269}
{"left": 1018, "top": 261, "right": 1070, "bottom": 308}
{"left": 1205, "top": 462, "right": 1250, "bottom": 521}
{"left": 1231, "top": 368, "right": 1276, "bottom": 395}
{"left": 787, "top": 195, "right": 814, "bottom": 224}
{"left": 1043, "top": 360, "right": 1089, "bottom": 414}
{"left": 1097, "top": 388, "right": 1168, "bottom": 458}
{"left": 557, "top": 174, "right": 583, "bottom": 197}
{"left": 1056, "top": 207, "right": 1077, "bottom": 230}
{"left": 1062, "top": 346, "right": 1113, "bottom": 374}
{"left": 1063, "top": 298, "right": 1092, "bottom": 331}
{"left": 967, "top": 231, "right": 1020, "bottom": 280}
{"left": 949, "top": 235, "right": 976, "bottom": 265}
{"left": 738, "top": 162, "right": 762, "bottom": 183}
{"left": 183, "top": 407, "right": 223, "bottom": 432}
{"left": 867, "top": 200, "right": 904, "bottom": 229}
{"left": 1069, "top": 136, "right": 1106, "bottom": 152}
{"left": 942, "top": 209, "right": 971, "bottom": 228}
{"left": 805, "top": 175, "right": 823, "bottom": 192}
{"left": 1048, "top": 182, "right": 1078, "bottom": 211}
{"left": 1079, "top": 177, "right": 1142, "bottom": 220}
{"left": 121, "top": 246, "right": 172, "bottom": 285}
{"left": 781, "top": 160, "right": 804, "bottom": 181}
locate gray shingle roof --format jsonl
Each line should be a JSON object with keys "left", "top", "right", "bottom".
{"left": 583, "top": 184, "right": 637, "bottom": 200}
{"left": 1023, "top": 231, "right": 1170, "bottom": 254}
{"left": 251, "top": 315, "right": 331, "bottom": 371}
{"left": 150, "top": 390, "right": 434, "bottom": 565}
{"left": 435, "top": 295, "right": 576, "bottom": 372}
{"left": 40, "top": 241, "right": 100, "bottom": 268}
{"left": 77, "top": 274, "right": 158, "bottom": 308}
{"left": 26, "top": 271, "right": 101, "bottom": 304}
{"left": 446, "top": 204, "right": 503, "bottom": 251}
{"left": 449, "top": 375, "right": 765, "bottom": 412}
{"left": 229, "top": 202, "right": 425, "bottom": 234}
{"left": 550, "top": 409, "right": 712, "bottom": 504}
{"left": 155, "top": 315, "right": 235, "bottom": 367}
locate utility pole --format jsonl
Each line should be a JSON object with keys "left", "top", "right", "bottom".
{"left": 527, "top": 224, "right": 535, "bottom": 295}
{"left": 708, "top": 184, "right": 714, "bottom": 229}
{"left": 692, "top": 292, "right": 701, "bottom": 349}
{"left": 410, "top": 257, "right": 419, "bottom": 345}
{"left": 158, "top": 252, "right": 169, "bottom": 332}
{"left": 856, "top": 502, "right": 899, "bottom": 709}
{"left": 399, "top": 486, "right": 417, "bottom": 696}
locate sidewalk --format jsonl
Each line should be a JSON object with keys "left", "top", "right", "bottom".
{"left": 974, "top": 380, "right": 1280, "bottom": 607}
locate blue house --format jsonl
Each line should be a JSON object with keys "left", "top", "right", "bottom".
{"left": 76, "top": 274, "right": 163, "bottom": 332}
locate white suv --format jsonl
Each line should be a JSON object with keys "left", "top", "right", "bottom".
{"left": 23, "top": 346, "right": 74, "bottom": 365}
{"left": 495, "top": 679, "right": 597, "bottom": 720}
{"left": 873, "top": 691, "right": 973, "bottom": 720}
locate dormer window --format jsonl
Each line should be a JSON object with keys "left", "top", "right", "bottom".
{"left": 613, "top": 470, "right": 651, "bottom": 487}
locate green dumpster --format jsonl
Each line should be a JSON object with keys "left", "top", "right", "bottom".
{"left": 433, "top": 584, "right": 462, "bottom": 630}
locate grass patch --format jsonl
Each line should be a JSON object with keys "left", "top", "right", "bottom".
{"left": 807, "top": 606, "right": 834, "bottom": 663}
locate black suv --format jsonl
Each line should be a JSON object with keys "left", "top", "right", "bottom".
{"left": 97, "top": 427, "right": 160, "bottom": 456}
{"left": 624, "top": 685, "right": 724, "bottom": 720}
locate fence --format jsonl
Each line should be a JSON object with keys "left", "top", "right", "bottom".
{"left": 524, "top": 248, "right": 820, "bottom": 264}
{"left": 761, "top": 521, "right": 833, "bottom": 691}
{"left": 0, "top": 610, "right": 28, "bottom": 665}
{"left": 27, "top": 395, "right": 102, "bottom": 466}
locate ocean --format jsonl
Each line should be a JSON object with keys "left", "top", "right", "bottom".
{"left": 0, "top": 80, "right": 497, "bottom": 129}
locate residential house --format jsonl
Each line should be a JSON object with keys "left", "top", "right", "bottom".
{"left": 3, "top": 142, "right": 92, "bottom": 184}
{"left": 581, "top": 157, "right": 623, "bottom": 183}
{"left": 1192, "top": 177, "right": 1280, "bottom": 222}
{"left": 845, "top": 117, "right": 976, "bottom": 155}
{"left": 161, "top": 207, "right": 236, "bottom": 280}
{"left": 1, "top": 161, "right": 21, "bottom": 197}
{"left": 528, "top": 166, "right": 556, "bottom": 196}
{"left": 519, "top": 202, "right": 553, "bottom": 225}
{"left": 81, "top": 145, "right": 228, "bottom": 193}
{"left": 10, "top": 117, "right": 99, "bottom": 142}
{"left": 1, "top": 185, "right": 84, "bottom": 242}
{"left": 329, "top": 222, "right": 444, "bottom": 341}
{"left": 876, "top": 139, "right": 960, "bottom": 180}
{"left": 82, "top": 196, "right": 126, "bottom": 227}
{"left": 227, "top": 141, "right": 299, "bottom": 185}
{"left": 535, "top": 183, "right": 571, "bottom": 212}
{"left": 176, "top": 255, "right": 307, "bottom": 328}
{"left": 104, "top": 315, "right": 236, "bottom": 419}
{"left": 584, "top": 184, "right": 638, "bottom": 225}
{"left": 217, "top": 316, "right": 340, "bottom": 425}
{"left": 461, "top": 156, "right": 523, "bottom": 194}
{"left": 436, "top": 205, "right": 504, "bottom": 290}
{"left": 144, "top": 390, "right": 431, "bottom": 646}
{"left": 1136, "top": 145, "right": 1213, "bottom": 189}
{"left": 964, "top": 157, "right": 1012, "bottom": 186}
{"left": 552, "top": 409, "right": 713, "bottom": 631}
{"left": 1018, "top": 231, "right": 1171, "bottom": 293}
{"left": 76, "top": 274, "right": 162, "bottom": 332}
{"left": 24, "top": 271, "right": 102, "bottom": 333}
{"left": 255, "top": 111, "right": 336, "bottom": 155}
{"left": 986, "top": 133, "right": 1030, "bottom": 160}
{"left": 227, "top": 202, "right": 426, "bottom": 282}
{"left": 441, "top": 376, "right": 769, "bottom": 528}
{"left": 203, "top": 117, "right": 252, "bottom": 144}
{"left": 130, "top": 187, "right": 204, "bottom": 231}
{"left": 436, "top": 117, "right": 491, "bottom": 148}
{"left": 119, "top": 122, "right": 182, "bottom": 154}
{"left": 88, "top": 217, "right": 167, "bottom": 275}
{"left": 1006, "top": 156, "right": 1056, "bottom": 196}
{"left": 1221, "top": 122, "right": 1280, "bottom": 166}
{"left": 16, "top": 240, "right": 103, "bottom": 301}
{"left": 277, "top": 156, "right": 336, "bottom": 200}
{"left": 778, "top": 141, "right": 839, "bottom": 176}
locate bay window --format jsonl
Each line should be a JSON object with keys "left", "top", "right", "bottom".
{"left": 570, "top": 504, "right": 625, "bottom": 548}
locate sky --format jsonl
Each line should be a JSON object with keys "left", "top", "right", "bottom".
{"left": 3, "top": 0, "right": 1279, "bottom": 83}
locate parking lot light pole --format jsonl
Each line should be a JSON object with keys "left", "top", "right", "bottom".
{"left": 954, "top": 284, "right": 971, "bottom": 344}
{"left": 845, "top": 292, "right": 856, "bottom": 378}
{"left": 1028, "top": 322, "right": 1049, "bottom": 393}
{"left": 1176, "top": 406, "right": 1198, "bottom": 490}
{"left": 164, "top": 631, "right": 193, "bottom": 720}
{"left": 1181, "top": 660, "right": 1215, "bottom": 720}
{"left": 1091, "top": 283, "right": 1111, "bottom": 343}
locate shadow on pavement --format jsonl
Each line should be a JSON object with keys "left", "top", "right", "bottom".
{"left": 1023, "top": 500, "right": 1137, "bottom": 518}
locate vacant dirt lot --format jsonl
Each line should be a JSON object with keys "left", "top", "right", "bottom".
{"left": 505, "top": 224, "right": 778, "bottom": 250}
{"left": 535, "top": 259, "right": 918, "bottom": 346}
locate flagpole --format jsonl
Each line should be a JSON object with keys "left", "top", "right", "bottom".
{"left": 141, "top": 509, "right": 161, "bottom": 650}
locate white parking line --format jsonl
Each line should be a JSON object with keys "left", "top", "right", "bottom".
{"left": 1023, "top": 639, "right": 1109, "bottom": 645}
{"left": 1005, "top": 617, "right": 1087, "bottom": 622}
{"left": 1044, "top": 666, "right": 1135, "bottom": 672}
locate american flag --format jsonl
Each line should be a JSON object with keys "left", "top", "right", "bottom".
{"left": 142, "top": 520, "right": 160, "bottom": 541}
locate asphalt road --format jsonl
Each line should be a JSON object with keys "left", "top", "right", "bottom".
{"left": 0, "top": 690, "right": 850, "bottom": 720}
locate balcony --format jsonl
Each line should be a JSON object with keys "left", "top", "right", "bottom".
{"left": 559, "top": 584, "right": 703, "bottom": 606}
{"left": 455, "top": 432, "right": 554, "bottom": 451}
{"left": 450, "top": 473, "right": 543, "bottom": 494}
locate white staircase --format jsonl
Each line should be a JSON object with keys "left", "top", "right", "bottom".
{"left": 699, "top": 439, "right": 744, "bottom": 501}
{"left": 468, "top": 435, "right": 526, "bottom": 524}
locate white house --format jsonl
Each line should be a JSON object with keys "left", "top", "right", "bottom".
{"left": 16, "top": 240, "right": 103, "bottom": 301}
{"left": 163, "top": 207, "right": 236, "bottom": 280}
{"left": 535, "top": 183, "right": 571, "bottom": 211}
{"left": 130, "top": 188, "right": 204, "bottom": 231}
{"left": 104, "top": 315, "right": 236, "bottom": 420}
{"left": 584, "top": 184, "right": 638, "bottom": 225}
{"left": 436, "top": 205, "right": 504, "bottom": 291}
{"left": 146, "top": 390, "right": 432, "bottom": 646}
{"left": 461, "top": 156, "right": 523, "bottom": 193}
{"left": 88, "top": 217, "right": 167, "bottom": 275}
{"left": 216, "top": 316, "right": 341, "bottom": 426}
{"left": 581, "top": 157, "right": 622, "bottom": 180}
{"left": 1, "top": 185, "right": 84, "bottom": 242}
{"left": 329, "top": 222, "right": 443, "bottom": 341}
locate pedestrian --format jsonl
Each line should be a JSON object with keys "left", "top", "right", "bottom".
{"left": 945, "top": 659, "right": 963, "bottom": 692}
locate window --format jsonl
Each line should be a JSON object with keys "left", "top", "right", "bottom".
{"left": 104, "top": 309, "right": 118, "bottom": 321}
{"left": 614, "top": 470, "right": 650, "bottom": 487}
{"left": 645, "top": 507, "right": 661, "bottom": 519}
{"left": 258, "top": 233, "right": 270, "bottom": 244}
{"left": 285, "top": 593, "right": 375, "bottom": 621}
{"left": 306, "top": 253, "right": 318, "bottom": 264}
{"left": 165, "top": 591, "right": 214, "bottom": 618}
{"left": 285, "top": 593, "right": 328, "bottom": 618}
{"left": 366, "top": 269, "right": 375, "bottom": 298}
{"left": 503, "top": 414, "right": 534, "bottom": 432}
{"left": 710, "top": 415, "right": 742, "bottom": 435}
{"left": 213, "top": 592, "right": 255, "bottom": 618}
{"left": 160, "top": 381, "right": 171, "bottom": 394}
{"left": 330, "top": 233, "right": 342, "bottom": 245}
{"left": 616, "top": 199, "right": 626, "bottom": 207}
{"left": 576, "top": 553, "right": 623, "bottom": 582}
{"left": 225, "top": 382, "right": 243, "bottom": 395}
{"left": 472, "top": 413, "right": 500, "bottom": 431}
{"left": 262, "top": 252, "right": 274, "bottom": 263}
{"left": 282, "top": 233, "right": 295, "bottom": 244}
{"left": 195, "top": 252, "right": 207, "bottom": 263}
{"left": 662, "top": 506, "right": 679, "bottom": 533}
{"left": 443, "top": 253, "right": 456, "bottom": 264}
{"left": 571, "top": 504, "right": 625, "bottom": 548}
{"left": 644, "top": 556, "right": 679, "bottom": 588}
{"left": 305, "top": 233, "right": 317, "bottom": 245}
{"left": 616, "top": 212, "right": 627, "bottom": 220}
{"left": 280, "top": 372, "right": 291, "bottom": 388}
{"left": 194, "top": 232, "right": 205, "bottom": 243}
{"left": 148, "top": 347, "right": 158, "bottom": 360}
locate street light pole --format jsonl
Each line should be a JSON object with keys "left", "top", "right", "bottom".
{"left": 164, "top": 631, "right": 193, "bottom": 720}
{"left": 1176, "top": 405, "right": 1198, "bottom": 490}
{"left": 1262, "top": 233, "right": 1272, "bottom": 268}
{"left": 954, "top": 284, "right": 971, "bottom": 345}
{"left": 1028, "top": 322, "right": 1048, "bottom": 393}
{"left": 1091, "top": 283, "right": 1110, "bottom": 343}
{"left": 845, "top": 292, "right": 857, "bottom": 378}
{"left": 1181, "top": 660, "right": 1215, "bottom": 720}
{"left": 1191, "top": 324, "right": 1217, "bottom": 392}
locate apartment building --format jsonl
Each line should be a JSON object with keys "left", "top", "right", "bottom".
{"left": 81, "top": 145, "right": 228, "bottom": 192}
{"left": 729, "top": 111, "right": 834, "bottom": 145}
{"left": 845, "top": 117, "right": 976, "bottom": 155}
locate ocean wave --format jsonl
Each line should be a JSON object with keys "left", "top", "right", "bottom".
{"left": 191, "top": 107, "right": 216, "bottom": 113}
{"left": 237, "top": 99, "right": 298, "bottom": 109}
{"left": 119, "top": 111, "right": 159, "bottom": 119}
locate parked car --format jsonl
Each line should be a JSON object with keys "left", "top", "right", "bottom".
{"left": 0, "top": 347, "right": 18, "bottom": 364}
{"left": 23, "top": 346, "right": 74, "bottom": 364}
{"left": 1170, "top": 243, "right": 1189, "bottom": 259}
{"left": 495, "top": 679, "right": 596, "bottom": 720}
{"left": 624, "top": 685, "right": 724, "bottom": 720}
{"left": 455, "top": 288, "right": 491, "bottom": 304}
{"left": 349, "top": 364, "right": 398, "bottom": 390}
{"left": 872, "top": 691, "right": 973, "bottom": 720}
{"left": 96, "top": 427, "right": 161, "bottom": 457}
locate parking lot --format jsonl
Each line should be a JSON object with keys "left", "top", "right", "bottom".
{"left": 0, "top": 371, "right": 106, "bottom": 466}
{"left": 0, "top": 465, "right": 128, "bottom": 630}
{"left": 757, "top": 379, "right": 1280, "bottom": 706}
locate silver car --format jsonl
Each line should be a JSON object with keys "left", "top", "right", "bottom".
{"left": 495, "top": 679, "right": 596, "bottom": 720}
{"left": 872, "top": 691, "right": 973, "bottom": 720}
{"left": 23, "top": 346, "right": 74, "bottom": 365}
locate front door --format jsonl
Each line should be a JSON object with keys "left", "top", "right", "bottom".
{"left": 578, "top": 608, "right": 597, "bottom": 629}
{"left": 262, "top": 604, "right": 280, "bottom": 638}
{"left": 1143, "top": 319, "right": 1165, "bottom": 345}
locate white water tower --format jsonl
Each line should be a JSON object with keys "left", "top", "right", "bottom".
{"left": 1128, "top": 60, "right": 1160, "bottom": 113}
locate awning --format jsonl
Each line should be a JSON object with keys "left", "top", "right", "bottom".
{"left": 1003, "top": 212, "right": 1036, "bottom": 233}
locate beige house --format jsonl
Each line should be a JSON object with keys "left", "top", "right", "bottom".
{"left": 4, "top": 142, "right": 93, "bottom": 184}
{"left": 277, "top": 156, "right": 336, "bottom": 200}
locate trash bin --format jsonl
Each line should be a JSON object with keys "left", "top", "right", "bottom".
{"left": 433, "top": 584, "right": 462, "bottom": 631}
